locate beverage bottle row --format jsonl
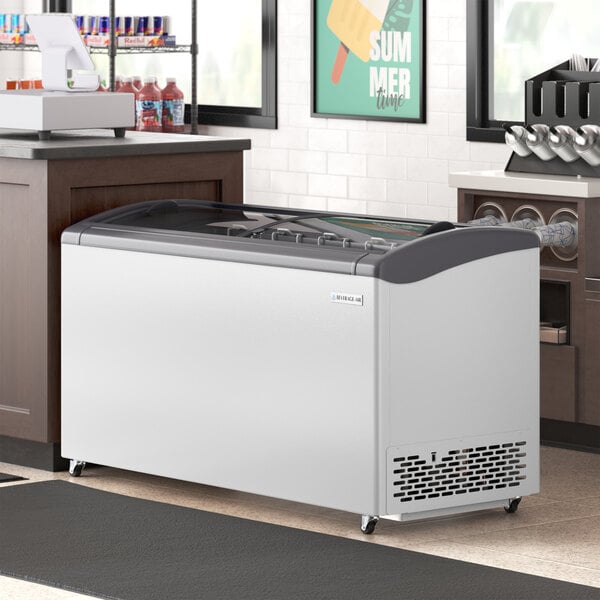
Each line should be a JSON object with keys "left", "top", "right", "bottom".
{"left": 109, "top": 75, "right": 185, "bottom": 133}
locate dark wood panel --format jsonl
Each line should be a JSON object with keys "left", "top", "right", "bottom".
{"left": 47, "top": 152, "right": 243, "bottom": 192}
{"left": 583, "top": 299, "right": 600, "bottom": 426}
{"left": 68, "top": 181, "right": 220, "bottom": 224}
{"left": 540, "top": 344, "right": 577, "bottom": 421}
{"left": 0, "top": 164, "right": 48, "bottom": 442}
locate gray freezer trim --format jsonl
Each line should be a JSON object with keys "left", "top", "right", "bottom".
{"left": 75, "top": 228, "right": 371, "bottom": 276}
{"left": 355, "top": 227, "right": 540, "bottom": 283}
{"left": 66, "top": 224, "right": 540, "bottom": 283}
{"left": 0, "top": 130, "right": 250, "bottom": 160}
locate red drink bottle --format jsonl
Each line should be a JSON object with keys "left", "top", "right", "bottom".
{"left": 161, "top": 77, "right": 185, "bottom": 133}
{"left": 136, "top": 76, "right": 162, "bottom": 132}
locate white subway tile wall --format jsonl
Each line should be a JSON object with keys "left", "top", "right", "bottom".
{"left": 204, "top": 0, "right": 511, "bottom": 222}
{"left": 0, "top": 1, "right": 508, "bottom": 222}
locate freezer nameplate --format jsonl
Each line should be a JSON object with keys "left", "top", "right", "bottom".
{"left": 330, "top": 292, "right": 364, "bottom": 306}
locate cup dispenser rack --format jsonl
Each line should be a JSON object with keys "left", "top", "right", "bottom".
{"left": 505, "top": 60, "right": 600, "bottom": 178}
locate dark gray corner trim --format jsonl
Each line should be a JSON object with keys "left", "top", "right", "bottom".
{"left": 356, "top": 227, "right": 540, "bottom": 284}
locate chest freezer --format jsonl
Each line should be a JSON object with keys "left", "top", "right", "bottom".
{"left": 61, "top": 200, "right": 540, "bottom": 534}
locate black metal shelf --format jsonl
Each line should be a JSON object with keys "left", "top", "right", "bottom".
{"left": 0, "top": 44, "right": 38, "bottom": 51}
{"left": 91, "top": 45, "right": 192, "bottom": 54}
{"left": 0, "top": 44, "right": 192, "bottom": 54}
{"left": 1, "top": 0, "right": 198, "bottom": 133}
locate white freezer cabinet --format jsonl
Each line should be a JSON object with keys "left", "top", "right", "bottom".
{"left": 61, "top": 200, "right": 540, "bottom": 533}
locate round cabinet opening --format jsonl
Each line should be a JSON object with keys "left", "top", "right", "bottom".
{"left": 473, "top": 201, "right": 508, "bottom": 224}
{"left": 547, "top": 208, "right": 578, "bottom": 262}
{"left": 511, "top": 205, "right": 545, "bottom": 228}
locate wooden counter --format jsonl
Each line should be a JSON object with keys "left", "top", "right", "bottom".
{"left": 0, "top": 129, "right": 250, "bottom": 469}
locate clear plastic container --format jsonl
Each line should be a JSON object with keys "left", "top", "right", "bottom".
{"left": 504, "top": 125, "right": 532, "bottom": 157}
{"left": 132, "top": 75, "right": 143, "bottom": 91}
{"left": 525, "top": 124, "right": 556, "bottom": 161}
{"left": 548, "top": 126, "right": 579, "bottom": 163}
{"left": 136, "top": 76, "right": 163, "bottom": 132}
{"left": 161, "top": 77, "right": 185, "bottom": 133}
{"left": 117, "top": 76, "right": 138, "bottom": 131}
{"left": 574, "top": 125, "right": 600, "bottom": 166}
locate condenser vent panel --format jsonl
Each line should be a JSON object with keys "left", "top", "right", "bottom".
{"left": 387, "top": 434, "right": 528, "bottom": 515}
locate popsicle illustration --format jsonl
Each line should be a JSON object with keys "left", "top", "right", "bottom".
{"left": 327, "top": 0, "right": 390, "bottom": 84}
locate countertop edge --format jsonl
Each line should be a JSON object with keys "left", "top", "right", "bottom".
{"left": 448, "top": 170, "right": 600, "bottom": 198}
{"left": 0, "top": 131, "right": 251, "bottom": 160}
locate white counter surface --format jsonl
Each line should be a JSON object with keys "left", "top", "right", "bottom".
{"left": 449, "top": 170, "right": 600, "bottom": 198}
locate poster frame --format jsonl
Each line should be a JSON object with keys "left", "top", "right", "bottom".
{"left": 311, "top": 0, "right": 426, "bottom": 123}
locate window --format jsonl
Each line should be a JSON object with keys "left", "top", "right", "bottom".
{"left": 193, "top": 0, "right": 277, "bottom": 129}
{"left": 48, "top": 0, "right": 276, "bottom": 129}
{"left": 467, "top": 0, "right": 600, "bottom": 142}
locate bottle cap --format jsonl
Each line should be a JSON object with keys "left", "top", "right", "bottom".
{"left": 166, "top": 77, "right": 176, "bottom": 83}
{"left": 143, "top": 76, "right": 157, "bottom": 84}
{"left": 121, "top": 76, "right": 132, "bottom": 83}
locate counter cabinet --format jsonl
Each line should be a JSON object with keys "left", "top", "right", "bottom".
{"left": 0, "top": 130, "right": 249, "bottom": 469}
{"left": 456, "top": 181, "right": 600, "bottom": 451}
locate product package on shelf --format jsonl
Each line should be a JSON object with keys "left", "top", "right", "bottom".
{"left": 116, "top": 35, "right": 176, "bottom": 48}
{"left": 136, "top": 77, "right": 163, "bottom": 132}
{"left": 0, "top": 13, "right": 28, "bottom": 44}
{"left": 0, "top": 32, "right": 22, "bottom": 44}
{"left": 75, "top": 15, "right": 175, "bottom": 48}
{"left": 161, "top": 78, "right": 184, "bottom": 133}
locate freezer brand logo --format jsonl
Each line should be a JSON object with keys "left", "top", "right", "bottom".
{"left": 330, "top": 292, "right": 364, "bottom": 306}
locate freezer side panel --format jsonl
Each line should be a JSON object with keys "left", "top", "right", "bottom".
{"left": 61, "top": 245, "right": 379, "bottom": 514}
{"left": 384, "top": 248, "right": 540, "bottom": 516}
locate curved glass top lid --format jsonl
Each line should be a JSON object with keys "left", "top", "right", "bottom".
{"left": 101, "top": 200, "right": 430, "bottom": 247}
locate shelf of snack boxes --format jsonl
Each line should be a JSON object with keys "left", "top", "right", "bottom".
{"left": 0, "top": 31, "right": 187, "bottom": 53}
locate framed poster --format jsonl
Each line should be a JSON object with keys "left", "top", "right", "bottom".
{"left": 312, "top": 0, "right": 426, "bottom": 123}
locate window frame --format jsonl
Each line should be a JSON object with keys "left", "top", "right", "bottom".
{"left": 466, "top": 0, "right": 518, "bottom": 143}
{"left": 191, "top": 0, "right": 277, "bottom": 130}
{"left": 47, "top": 0, "right": 277, "bottom": 130}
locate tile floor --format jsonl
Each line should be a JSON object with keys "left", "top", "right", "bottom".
{"left": 0, "top": 445, "right": 599, "bottom": 599}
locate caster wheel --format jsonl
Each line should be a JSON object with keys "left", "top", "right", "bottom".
{"left": 504, "top": 497, "right": 521, "bottom": 514}
{"left": 360, "top": 515, "right": 379, "bottom": 535}
{"left": 69, "top": 460, "right": 86, "bottom": 477}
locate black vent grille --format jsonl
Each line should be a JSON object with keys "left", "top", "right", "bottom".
{"left": 391, "top": 441, "right": 527, "bottom": 503}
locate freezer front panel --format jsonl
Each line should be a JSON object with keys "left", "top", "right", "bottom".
{"left": 62, "top": 244, "right": 381, "bottom": 514}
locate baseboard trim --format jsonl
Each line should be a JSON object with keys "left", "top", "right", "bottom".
{"left": 541, "top": 419, "right": 600, "bottom": 454}
{"left": 0, "top": 435, "right": 69, "bottom": 471}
